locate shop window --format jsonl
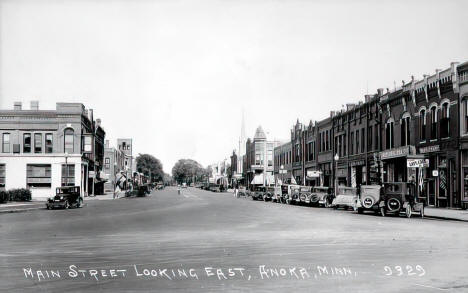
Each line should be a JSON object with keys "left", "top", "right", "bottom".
{"left": 420, "top": 109, "right": 426, "bottom": 141}
{"left": 61, "top": 164, "right": 75, "bottom": 186}
{"left": 64, "top": 128, "right": 74, "bottom": 153}
{"left": 430, "top": 106, "right": 437, "bottom": 140}
{"left": 440, "top": 103, "right": 450, "bottom": 138}
{"left": 34, "top": 133, "right": 42, "bottom": 153}
{"left": 26, "top": 164, "right": 51, "bottom": 188}
{"left": 23, "top": 133, "right": 31, "bottom": 153}
{"left": 2, "top": 133, "right": 10, "bottom": 153}
{"left": 0, "top": 164, "right": 5, "bottom": 190}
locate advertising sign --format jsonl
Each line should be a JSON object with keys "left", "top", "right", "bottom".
{"left": 307, "top": 170, "right": 321, "bottom": 178}
{"left": 407, "top": 158, "right": 429, "bottom": 168}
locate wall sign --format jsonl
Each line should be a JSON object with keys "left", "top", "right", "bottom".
{"left": 419, "top": 145, "right": 440, "bottom": 154}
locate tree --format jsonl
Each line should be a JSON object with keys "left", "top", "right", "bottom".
{"left": 136, "top": 154, "right": 164, "bottom": 182}
{"left": 172, "top": 159, "right": 207, "bottom": 184}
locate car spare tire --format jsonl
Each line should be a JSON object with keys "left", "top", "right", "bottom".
{"left": 387, "top": 198, "right": 401, "bottom": 212}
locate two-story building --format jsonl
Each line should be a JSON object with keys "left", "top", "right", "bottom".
{"left": 0, "top": 102, "right": 105, "bottom": 199}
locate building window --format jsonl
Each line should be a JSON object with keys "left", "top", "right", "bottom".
{"left": 326, "top": 130, "right": 329, "bottom": 151}
{"left": 82, "top": 135, "right": 92, "bottom": 152}
{"left": 45, "top": 133, "right": 53, "bottom": 153}
{"left": 64, "top": 128, "right": 74, "bottom": 153}
{"left": 26, "top": 164, "right": 51, "bottom": 188}
{"left": 374, "top": 125, "right": 379, "bottom": 151}
{"left": 464, "top": 99, "right": 468, "bottom": 134}
{"left": 350, "top": 132, "right": 354, "bottom": 155}
{"left": 368, "top": 126, "right": 373, "bottom": 150}
{"left": 356, "top": 129, "right": 360, "bottom": 154}
{"left": 23, "top": 133, "right": 31, "bottom": 153}
{"left": 2, "top": 133, "right": 10, "bottom": 153}
{"left": 440, "top": 103, "right": 449, "bottom": 138}
{"left": 420, "top": 109, "right": 426, "bottom": 141}
{"left": 430, "top": 106, "right": 437, "bottom": 140}
{"left": 34, "top": 133, "right": 43, "bottom": 153}
{"left": 385, "top": 120, "right": 394, "bottom": 149}
{"left": 401, "top": 115, "right": 410, "bottom": 146}
{"left": 0, "top": 164, "right": 5, "bottom": 190}
{"left": 61, "top": 164, "right": 75, "bottom": 186}
{"left": 105, "top": 157, "right": 110, "bottom": 169}
{"left": 361, "top": 127, "right": 365, "bottom": 153}
{"left": 343, "top": 134, "right": 346, "bottom": 156}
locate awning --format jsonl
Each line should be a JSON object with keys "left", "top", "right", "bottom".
{"left": 251, "top": 174, "right": 274, "bottom": 185}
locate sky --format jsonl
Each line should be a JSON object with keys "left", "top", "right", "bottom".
{"left": 1, "top": 0, "right": 468, "bottom": 172}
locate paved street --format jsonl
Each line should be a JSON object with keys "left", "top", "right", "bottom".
{"left": 1, "top": 187, "right": 467, "bottom": 292}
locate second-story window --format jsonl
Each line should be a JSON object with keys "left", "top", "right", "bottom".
{"left": 440, "top": 102, "right": 450, "bottom": 138}
{"left": 368, "top": 126, "right": 373, "bottom": 150}
{"left": 23, "top": 133, "right": 31, "bottom": 153}
{"left": 385, "top": 120, "right": 394, "bottom": 149}
{"left": 356, "top": 129, "right": 360, "bottom": 154}
{"left": 343, "top": 134, "right": 346, "bottom": 156}
{"left": 350, "top": 132, "right": 354, "bottom": 155}
{"left": 430, "top": 106, "right": 437, "bottom": 140}
{"left": 2, "top": 133, "right": 10, "bottom": 153}
{"left": 64, "top": 128, "right": 74, "bottom": 154}
{"left": 34, "top": 133, "right": 43, "bottom": 153}
{"left": 45, "top": 133, "right": 53, "bottom": 153}
{"left": 105, "top": 157, "right": 110, "bottom": 169}
{"left": 420, "top": 109, "right": 426, "bottom": 141}
{"left": 361, "top": 127, "right": 365, "bottom": 153}
{"left": 401, "top": 115, "right": 410, "bottom": 146}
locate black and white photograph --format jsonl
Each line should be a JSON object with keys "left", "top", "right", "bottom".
{"left": 1, "top": 0, "right": 468, "bottom": 292}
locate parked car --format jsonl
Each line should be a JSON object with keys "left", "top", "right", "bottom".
{"left": 209, "top": 183, "right": 221, "bottom": 192}
{"left": 309, "top": 186, "right": 334, "bottom": 207}
{"left": 262, "top": 186, "right": 275, "bottom": 201}
{"left": 297, "top": 186, "right": 312, "bottom": 205}
{"left": 46, "top": 186, "right": 83, "bottom": 209}
{"left": 236, "top": 188, "right": 248, "bottom": 198}
{"left": 285, "top": 184, "right": 301, "bottom": 204}
{"left": 156, "top": 183, "right": 165, "bottom": 190}
{"left": 356, "top": 185, "right": 383, "bottom": 214}
{"left": 332, "top": 186, "right": 358, "bottom": 210}
{"left": 381, "top": 182, "right": 424, "bottom": 218}
{"left": 251, "top": 186, "right": 266, "bottom": 201}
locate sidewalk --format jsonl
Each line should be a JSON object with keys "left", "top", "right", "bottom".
{"left": 424, "top": 207, "right": 468, "bottom": 222}
{"left": 85, "top": 191, "right": 126, "bottom": 201}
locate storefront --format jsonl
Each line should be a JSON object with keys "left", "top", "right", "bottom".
{"left": 305, "top": 168, "right": 320, "bottom": 186}
{"left": 293, "top": 168, "right": 302, "bottom": 185}
{"left": 419, "top": 144, "right": 458, "bottom": 208}
{"left": 349, "top": 159, "right": 366, "bottom": 187}
{"left": 319, "top": 163, "right": 332, "bottom": 187}
{"left": 380, "top": 146, "right": 417, "bottom": 183}
{"left": 336, "top": 163, "right": 348, "bottom": 187}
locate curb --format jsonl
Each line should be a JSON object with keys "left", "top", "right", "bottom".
{"left": 424, "top": 215, "right": 468, "bottom": 222}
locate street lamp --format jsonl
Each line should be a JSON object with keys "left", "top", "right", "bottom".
{"left": 280, "top": 164, "right": 284, "bottom": 185}
{"left": 334, "top": 153, "right": 339, "bottom": 195}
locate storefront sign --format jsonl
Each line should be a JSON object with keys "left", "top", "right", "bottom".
{"left": 419, "top": 145, "right": 440, "bottom": 154}
{"left": 407, "top": 158, "right": 429, "bottom": 168}
{"left": 349, "top": 160, "right": 365, "bottom": 167}
{"left": 306, "top": 170, "right": 321, "bottom": 178}
{"left": 380, "top": 146, "right": 410, "bottom": 160}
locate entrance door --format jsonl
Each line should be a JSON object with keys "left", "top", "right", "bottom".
{"left": 427, "top": 178, "right": 436, "bottom": 206}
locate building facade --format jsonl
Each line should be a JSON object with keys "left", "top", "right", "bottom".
{"left": 103, "top": 140, "right": 126, "bottom": 193}
{"left": 273, "top": 141, "right": 292, "bottom": 184}
{"left": 0, "top": 102, "right": 105, "bottom": 198}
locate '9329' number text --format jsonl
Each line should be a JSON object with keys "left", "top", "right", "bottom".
{"left": 383, "top": 265, "right": 425, "bottom": 277}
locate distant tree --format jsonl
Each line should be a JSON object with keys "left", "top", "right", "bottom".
{"left": 136, "top": 154, "right": 164, "bottom": 182}
{"left": 172, "top": 159, "right": 207, "bottom": 184}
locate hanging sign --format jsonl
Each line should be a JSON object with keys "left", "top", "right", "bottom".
{"left": 407, "top": 158, "right": 429, "bottom": 168}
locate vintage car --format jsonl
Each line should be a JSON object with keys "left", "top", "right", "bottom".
{"left": 381, "top": 182, "right": 424, "bottom": 218}
{"left": 251, "top": 186, "right": 266, "bottom": 200}
{"left": 309, "top": 186, "right": 334, "bottom": 207}
{"left": 236, "top": 188, "right": 248, "bottom": 198}
{"left": 284, "top": 185, "right": 301, "bottom": 204}
{"left": 262, "top": 186, "right": 276, "bottom": 201}
{"left": 156, "top": 183, "right": 165, "bottom": 190}
{"left": 356, "top": 185, "right": 383, "bottom": 214}
{"left": 297, "top": 186, "right": 312, "bottom": 205}
{"left": 209, "top": 183, "right": 221, "bottom": 192}
{"left": 46, "top": 186, "right": 83, "bottom": 209}
{"left": 331, "top": 186, "right": 358, "bottom": 210}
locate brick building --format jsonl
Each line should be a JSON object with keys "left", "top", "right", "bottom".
{"left": 0, "top": 102, "right": 105, "bottom": 198}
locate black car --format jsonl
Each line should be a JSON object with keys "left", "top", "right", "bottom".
{"left": 46, "top": 186, "right": 83, "bottom": 209}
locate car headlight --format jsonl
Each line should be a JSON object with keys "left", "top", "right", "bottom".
{"left": 60, "top": 196, "right": 64, "bottom": 200}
